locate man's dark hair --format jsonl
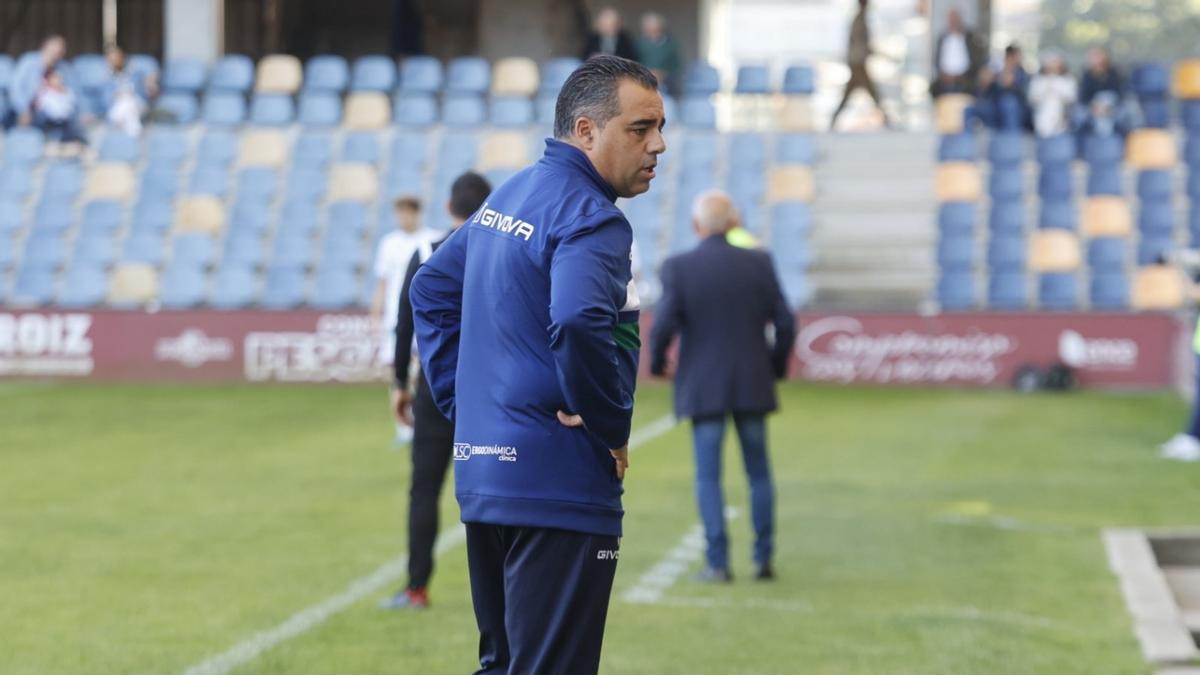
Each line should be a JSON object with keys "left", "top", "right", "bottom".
{"left": 449, "top": 171, "right": 492, "bottom": 220}
{"left": 553, "top": 55, "right": 658, "bottom": 140}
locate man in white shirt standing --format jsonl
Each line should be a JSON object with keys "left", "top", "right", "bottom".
{"left": 931, "top": 8, "right": 985, "bottom": 98}
{"left": 372, "top": 196, "right": 437, "bottom": 444}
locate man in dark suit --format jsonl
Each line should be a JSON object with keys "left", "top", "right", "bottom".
{"left": 583, "top": 7, "right": 639, "bottom": 61}
{"left": 650, "top": 191, "right": 796, "bottom": 582}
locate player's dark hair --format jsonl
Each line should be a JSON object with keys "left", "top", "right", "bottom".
{"left": 553, "top": 55, "right": 658, "bottom": 140}
{"left": 448, "top": 171, "right": 492, "bottom": 220}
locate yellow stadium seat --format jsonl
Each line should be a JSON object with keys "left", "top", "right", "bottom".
{"left": 492, "top": 57, "right": 539, "bottom": 97}
{"left": 329, "top": 163, "right": 379, "bottom": 202}
{"left": 935, "top": 94, "right": 973, "bottom": 134}
{"left": 238, "top": 129, "right": 289, "bottom": 167}
{"left": 479, "top": 132, "right": 529, "bottom": 170}
{"left": 343, "top": 92, "right": 390, "bottom": 130}
{"left": 766, "top": 166, "right": 815, "bottom": 202}
{"left": 1126, "top": 129, "right": 1177, "bottom": 169}
{"left": 1175, "top": 59, "right": 1200, "bottom": 99}
{"left": 256, "top": 54, "right": 303, "bottom": 94}
{"left": 1082, "top": 196, "right": 1133, "bottom": 238}
{"left": 175, "top": 195, "right": 226, "bottom": 234}
{"left": 1029, "top": 230, "right": 1082, "bottom": 272}
{"left": 1132, "top": 265, "right": 1186, "bottom": 310}
{"left": 108, "top": 263, "right": 159, "bottom": 306}
{"left": 776, "top": 97, "right": 814, "bottom": 132}
{"left": 83, "top": 163, "right": 135, "bottom": 201}
{"left": 934, "top": 162, "right": 981, "bottom": 202}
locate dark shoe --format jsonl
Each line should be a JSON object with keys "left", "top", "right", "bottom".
{"left": 754, "top": 563, "right": 775, "bottom": 581}
{"left": 692, "top": 566, "right": 733, "bottom": 583}
{"left": 378, "top": 586, "right": 429, "bottom": 609}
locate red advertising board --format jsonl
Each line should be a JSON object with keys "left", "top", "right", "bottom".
{"left": 0, "top": 309, "right": 1187, "bottom": 389}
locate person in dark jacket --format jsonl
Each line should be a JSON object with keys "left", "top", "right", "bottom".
{"left": 410, "top": 56, "right": 665, "bottom": 675}
{"left": 830, "top": 0, "right": 890, "bottom": 129}
{"left": 650, "top": 190, "right": 796, "bottom": 583}
{"left": 583, "top": 7, "right": 638, "bottom": 61}
{"left": 380, "top": 171, "right": 492, "bottom": 610}
{"left": 930, "top": 8, "right": 987, "bottom": 98}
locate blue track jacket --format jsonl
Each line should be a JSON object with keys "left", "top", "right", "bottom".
{"left": 409, "top": 139, "right": 641, "bottom": 537}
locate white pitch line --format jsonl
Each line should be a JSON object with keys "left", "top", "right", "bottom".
{"left": 180, "top": 413, "right": 678, "bottom": 675}
{"left": 651, "top": 596, "right": 813, "bottom": 613}
{"left": 622, "top": 507, "right": 739, "bottom": 604}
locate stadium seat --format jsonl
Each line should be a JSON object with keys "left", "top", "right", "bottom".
{"left": 121, "top": 232, "right": 166, "bottom": 266}
{"left": 188, "top": 166, "right": 229, "bottom": 197}
{"left": 283, "top": 167, "right": 329, "bottom": 204}
{"left": 195, "top": 129, "right": 238, "bottom": 167}
{"left": 394, "top": 94, "right": 438, "bottom": 128}
{"left": 1137, "top": 234, "right": 1174, "bottom": 265}
{"left": 384, "top": 166, "right": 424, "bottom": 196}
{"left": 767, "top": 166, "right": 815, "bottom": 202}
{"left": 208, "top": 54, "right": 254, "bottom": 93}
{"left": 936, "top": 271, "right": 975, "bottom": 309}
{"left": 139, "top": 162, "right": 181, "bottom": 199}
{"left": 294, "top": 131, "right": 334, "bottom": 166}
{"left": 1175, "top": 60, "right": 1200, "bottom": 98}
{"left": 1087, "top": 237, "right": 1127, "bottom": 271}
{"left": 937, "top": 234, "right": 975, "bottom": 270}
{"left": 1182, "top": 100, "right": 1200, "bottom": 132}
{"left": 9, "top": 265, "right": 56, "bottom": 306}
{"left": 158, "top": 262, "right": 208, "bottom": 309}
{"left": 1127, "top": 129, "right": 1177, "bottom": 169}
{"left": 1190, "top": 171, "right": 1200, "bottom": 199}
{"left": 684, "top": 61, "right": 720, "bottom": 96}
{"left": 770, "top": 134, "right": 812, "bottom": 167}
{"left": 1083, "top": 134, "right": 1124, "bottom": 166}
{"left": 57, "top": 262, "right": 108, "bottom": 308}
{"left": 1132, "top": 63, "right": 1170, "bottom": 98}
{"left": 32, "top": 199, "right": 74, "bottom": 233}
{"left": 937, "top": 202, "right": 975, "bottom": 236}
{"left": 42, "top": 162, "right": 85, "bottom": 198}
{"left": 328, "top": 200, "right": 369, "bottom": 237}
{"left": 108, "top": 263, "right": 159, "bottom": 306}
{"left": 680, "top": 134, "right": 719, "bottom": 168}
{"left": 171, "top": 232, "right": 217, "bottom": 268}
{"left": 261, "top": 266, "right": 307, "bottom": 309}
{"left": 493, "top": 57, "right": 539, "bottom": 96}
{"left": 278, "top": 201, "right": 320, "bottom": 237}
{"left": 1029, "top": 230, "right": 1081, "bottom": 272}
{"left": 935, "top": 163, "right": 982, "bottom": 202}
{"left": 0, "top": 197, "right": 22, "bottom": 233}
{"left": 770, "top": 203, "right": 813, "bottom": 234}
{"left": 1139, "top": 202, "right": 1175, "bottom": 235}
{"left": 249, "top": 94, "right": 295, "bottom": 126}
{"left": 439, "top": 132, "right": 479, "bottom": 170}
{"left": 781, "top": 65, "right": 815, "bottom": 95}
{"left": 163, "top": 57, "right": 206, "bottom": 93}
{"left": 443, "top": 94, "right": 487, "bottom": 128}
{"left": 935, "top": 94, "right": 972, "bottom": 134}
{"left": 127, "top": 54, "right": 160, "bottom": 82}
{"left": 535, "top": 95, "right": 557, "bottom": 128}
{"left": 1137, "top": 169, "right": 1174, "bottom": 200}
{"left": 175, "top": 195, "right": 226, "bottom": 234}
{"left": 4, "top": 127, "right": 44, "bottom": 165}
{"left": 0, "top": 54, "right": 14, "bottom": 89}
{"left": 681, "top": 97, "right": 716, "bottom": 129}
{"left": 154, "top": 92, "right": 198, "bottom": 124}
{"left": 1038, "top": 272, "right": 1078, "bottom": 309}
{"left": 1037, "top": 165, "right": 1074, "bottom": 200}
{"left": 987, "top": 166, "right": 1023, "bottom": 200}
{"left": 987, "top": 235, "right": 1026, "bottom": 271}
{"left": 84, "top": 164, "right": 136, "bottom": 201}
{"left": 1086, "top": 165, "right": 1123, "bottom": 196}
{"left": 1082, "top": 196, "right": 1132, "bottom": 237}
{"left": 0, "top": 166, "right": 33, "bottom": 200}
{"left": 228, "top": 199, "right": 271, "bottom": 235}
{"left": 729, "top": 133, "right": 767, "bottom": 170}
{"left": 735, "top": 65, "right": 771, "bottom": 94}
{"left": 446, "top": 57, "right": 491, "bottom": 94}
{"left": 23, "top": 233, "right": 66, "bottom": 268}
{"left": 1039, "top": 200, "right": 1077, "bottom": 230}
{"left": 337, "top": 132, "right": 378, "bottom": 165}
{"left": 938, "top": 133, "right": 977, "bottom": 162}
{"left": 1132, "top": 265, "right": 1185, "bottom": 310}
{"left": 147, "top": 127, "right": 189, "bottom": 165}
{"left": 479, "top": 132, "right": 529, "bottom": 170}
{"left": 236, "top": 167, "right": 278, "bottom": 201}
{"left": 1035, "top": 134, "right": 1076, "bottom": 165}
{"left": 304, "top": 55, "right": 349, "bottom": 92}
{"left": 210, "top": 263, "right": 259, "bottom": 309}
{"left": 320, "top": 234, "right": 366, "bottom": 269}
{"left": 344, "top": 92, "right": 390, "bottom": 130}
{"left": 399, "top": 56, "right": 443, "bottom": 94}
{"left": 329, "top": 164, "right": 378, "bottom": 202}
{"left": 202, "top": 92, "right": 247, "bottom": 126}
{"left": 256, "top": 54, "right": 302, "bottom": 94}
{"left": 81, "top": 200, "right": 123, "bottom": 235}
{"left": 297, "top": 91, "right": 342, "bottom": 127}
{"left": 539, "top": 58, "right": 580, "bottom": 97}
{"left": 130, "top": 199, "right": 174, "bottom": 234}
{"left": 988, "top": 271, "right": 1027, "bottom": 309}
{"left": 490, "top": 97, "right": 534, "bottom": 128}
{"left": 1140, "top": 95, "right": 1171, "bottom": 128}
{"left": 98, "top": 132, "right": 140, "bottom": 163}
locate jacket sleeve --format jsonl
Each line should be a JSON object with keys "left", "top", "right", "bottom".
{"left": 410, "top": 227, "right": 468, "bottom": 421}
{"left": 764, "top": 253, "right": 796, "bottom": 379}
{"left": 393, "top": 250, "right": 423, "bottom": 388}
{"left": 649, "top": 258, "right": 682, "bottom": 376}
{"left": 548, "top": 214, "right": 636, "bottom": 450}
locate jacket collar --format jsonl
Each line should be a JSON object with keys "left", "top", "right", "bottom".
{"left": 540, "top": 138, "right": 619, "bottom": 203}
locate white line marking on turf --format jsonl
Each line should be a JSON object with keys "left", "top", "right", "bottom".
{"left": 180, "top": 414, "right": 677, "bottom": 675}
{"left": 652, "top": 596, "right": 813, "bottom": 612}
{"left": 902, "top": 605, "right": 1078, "bottom": 634}
{"left": 622, "top": 507, "right": 739, "bottom": 604}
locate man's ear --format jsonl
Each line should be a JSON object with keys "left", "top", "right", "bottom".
{"left": 574, "top": 117, "right": 596, "bottom": 150}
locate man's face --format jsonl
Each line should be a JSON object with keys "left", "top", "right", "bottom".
{"left": 596, "top": 9, "right": 620, "bottom": 35}
{"left": 43, "top": 38, "right": 66, "bottom": 66}
{"left": 581, "top": 80, "right": 666, "bottom": 199}
{"left": 641, "top": 15, "right": 662, "bottom": 39}
{"left": 106, "top": 47, "right": 125, "bottom": 71}
{"left": 396, "top": 206, "right": 419, "bottom": 232}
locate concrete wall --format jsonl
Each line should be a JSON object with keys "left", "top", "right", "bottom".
{"left": 164, "top": 0, "right": 223, "bottom": 62}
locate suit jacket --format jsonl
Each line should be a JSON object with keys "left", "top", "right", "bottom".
{"left": 395, "top": 234, "right": 453, "bottom": 428}
{"left": 583, "top": 30, "right": 639, "bottom": 61}
{"left": 650, "top": 236, "right": 796, "bottom": 419}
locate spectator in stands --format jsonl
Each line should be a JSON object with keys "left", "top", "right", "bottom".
{"left": 970, "top": 44, "right": 1029, "bottom": 131}
{"left": 830, "top": 0, "right": 890, "bottom": 129}
{"left": 6, "top": 35, "right": 70, "bottom": 129}
{"left": 583, "top": 7, "right": 638, "bottom": 61}
{"left": 101, "top": 45, "right": 158, "bottom": 137}
{"left": 650, "top": 190, "right": 795, "bottom": 584}
{"left": 382, "top": 171, "right": 492, "bottom": 610}
{"left": 1076, "top": 47, "right": 1129, "bottom": 138}
{"left": 372, "top": 196, "right": 438, "bottom": 445}
{"left": 930, "top": 8, "right": 986, "bottom": 98}
{"left": 1028, "top": 51, "right": 1077, "bottom": 137}
{"left": 33, "top": 69, "right": 86, "bottom": 149}
{"left": 636, "top": 12, "right": 681, "bottom": 94}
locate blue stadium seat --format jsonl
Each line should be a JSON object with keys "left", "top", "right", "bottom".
{"left": 937, "top": 202, "right": 974, "bottom": 236}
{"left": 261, "top": 266, "right": 307, "bottom": 309}
{"left": 271, "top": 231, "right": 314, "bottom": 269}
{"left": 189, "top": 167, "right": 229, "bottom": 197}
{"left": 399, "top": 56, "right": 443, "bottom": 94}
{"left": 443, "top": 94, "right": 487, "bottom": 128}
{"left": 140, "top": 163, "right": 181, "bottom": 199}
{"left": 147, "top": 127, "right": 189, "bottom": 164}
{"left": 662, "top": 94, "right": 678, "bottom": 126}
{"left": 130, "top": 199, "right": 174, "bottom": 234}
{"left": 342, "top": 132, "right": 381, "bottom": 164}
{"left": 0, "top": 198, "right": 22, "bottom": 233}
{"left": 394, "top": 94, "right": 438, "bottom": 128}
{"left": 728, "top": 171, "right": 765, "bottom": 204}
{"left": 535, "top": 95, "right": 557, "bottom": 128}
{"left": 988, "top": 166, "right": 1024, "bottom": 200}
{"left": 1088, "top": 237, "right": 1127, "bottom": 271}
{"left": 154, "top": 92, "right": 198, "bottom": 124}
{"left": 1139, "top": 202, "right": 1175, "bottom": 235}
{"left": 351, "top": 55, "right": 398, "bottom": 92}
{"left": 127, "top": 54, "right": 159, "bottom": 82}
{"left": 163, "top": 57, "right": 207, "bottom": 93}
{"left": 684, "top": 62, "right": 720, "bottom": 96}
{"left": 986, "top": 234, "right": 1025, "bottom": 271}
{"left": 936, "top": 271, "right": 975, "bottom": 309}
{"left": 1132, "top": 63, "right": 1170, "bottom": 98}
{"left": 23, "top": 233, "right": 66, "bottom": 268}
{"left": 98, "top": 132, "right": 140, "bottom": 163}
{"left": 328, "top": 202, "right": 370, "bottom": 239}
{"left": 41, "top": 162, "right": 84, "bottom": 198}
{"left": 1083, "top": 134, "right": 1123, "bottom": 166}
{"left": 1090, "top": 271, "right": 1129, "bottom": 310}
{"left": 237, "top": 167, "right": 278, "bottom": 200}
{"left": 1039, "top": 200, "right": 1077, "bottom": 230}
{"left": 1190, "top": 208, "right": 1200, "bottom": 246}
{"left": 229, "top": 199, "right": 271, "bottom": 235}
{"left": 72, "top": 233, "right": 117, "bottom": 268}
{"left": 1187, "top": 170, "right": 1200, "bottom": 199}
{"left": 10, "top": 265, "right": 56, "bottom": 306}
{"left": 988, "top": 271, "right": 1027, "bottom": 309}
{"left": 283, "top": 168, "right": 328, "bottom": 204}
{"left": 491, "top": 97, "right": 534, "bottom": 127}
{"left": 304, "top": 55, "right": 350, "bottom": 92}
{"left": 224, "top": 232, "right": 265, "bottom": 268}
{"left": 539, "top": 58, "right": 580, "bottom": 96}
{"left": 446, "top": 57, "right": 491, "bottom": 94}
{"left": 1086, "top": 165, "right": 1123, "bottom": 195}
{"left": 681, "top": 97, "right": 716, "bottom": 129}
{"left": 735, "top": 65, "right": 770, "bottom": 94}
{"left": 1140, "top": 98, "right": 1170, "bottom": 128}
{"left": 0, "top": 166, "right": 33, "bottom": 200}
{"left": 938, "top": 133, "right": 977, "bottom": 162}
{"left": 81, "top": 200, "right": 123, "bottom": 235}
{"left": 209, "top": 263, "right": 259, "bottom": 309}
{"left": 0, "top": 55, "right": 14, "bottom": 90}
{"left": 278, "top": 202, "right": 320, "bottom": 237}
{"left": 208, "top": 54, "right": 254, "bottom": 93}
{"left": 1037, "top": 164, "right": 1074, "bottom": 200}
{"left": 122, "top": 232, "right": 166, "bottom": 265}
{"left": 385, "top": 166, "right": 423, "bottom": 196}
{"left": 937, "top": 234, "right": 975, "bottom": 270}
{"left": 321, "top": 233, "right": 365, "bottom": 268}
{"left": 249, "top": 94, "right": 295, "bottom": 126}
{"left": 770, "top": 202, "right": 813, "bottom": 234}
{"left": 1137, "top": 235, "right": 1174, "bottom": 265}
{"left": 309, "top": 265, "right": 358, "bottom": 309}
{"left": 172, "top": 233, "right": 217, "bottom": 268}
{"left": 1137, "top": 169, "right": 1173, "bottom": 201}
{"left": 729, "top": 133, "right": 766, "bottom": 170}
{"left": 202, "top": 92, "right": 247, "bottom": 126}
{"left": 56, "top": 262, "right": 108, "bottom": 308}
{"left": 297, "top": 91, "right": 342, "bottom": 127}
{"left": 680, "top": 134, "right": 719, "bottom": 167}
{"left": 1038, "top": 272, "right": 1077, "bottom": 309}
{"left": 781, "top": 65, "right": 815, "bottom": 95}
{"left": 1036, "top": 134, "right": 1076, "bottom": 165}
{"left": 32, "top": 200, "right": 74, "bottom": 233}
{"left": 196, "top": 130, "right": 238, "bottom": 166}
{"left": 1182, "top": 100, "right": 1200, "bottom": 132}
{"left": 159, "top": 262, "right": 208, "bottom": 309}
{"left": 294, "top": 131, "right": 333, "bottom": 166}
{"left": 439, "top": 132, "right": 478, "bottom": 170}
{"left": 987, "top": 132, "right": 1025, "bottom": 166}
{"left": 4, "top": 127, "right": 44, "bottom": 165}
{"left": 391, "top": 133, "right": 428, "bottom": 170}
{"left": 776, "top": 134, "right": 816, "bottom": 165}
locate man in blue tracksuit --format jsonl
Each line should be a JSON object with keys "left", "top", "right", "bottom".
{"left": 410, "top": 55, "right": 666, "bottom": 674}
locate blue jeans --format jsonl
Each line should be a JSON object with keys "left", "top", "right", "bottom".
{"left": 1188, "top": 356, "right": 1200, "bottom": 439}
{"left": 691, "top": 413, "right": 775, "bottom": 570}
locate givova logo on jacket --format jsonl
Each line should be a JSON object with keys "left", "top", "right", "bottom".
{"left": 472, "top": 202, "right": 535, "bottom": 241}
{"left": 453, "top": 443, "right": 519, "bottom": 462}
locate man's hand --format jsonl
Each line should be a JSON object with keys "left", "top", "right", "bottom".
{"left": 558, "top": 411, "right": 629, "bottom": 480}
{"left": 392, "top": 388, "right": 413, "bottom": 425}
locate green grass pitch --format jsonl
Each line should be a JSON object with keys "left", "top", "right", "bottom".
{"left": 1, "top": 380, "right": 1195, "bottom": 674}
